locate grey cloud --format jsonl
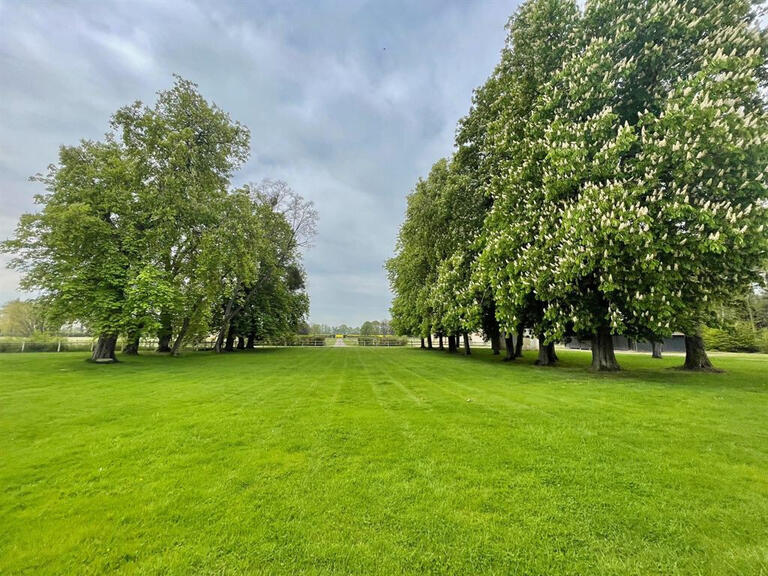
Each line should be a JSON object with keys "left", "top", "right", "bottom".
{"left": 0, "top": 0, "right": 518, "bottom": 326}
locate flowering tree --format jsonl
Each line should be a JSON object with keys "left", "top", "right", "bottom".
{"left": 514, "top": 0, "right": 768, "bottom": 370}
{"left": 478, "top": 0, "right": 579, "bottom": 365}
{"left": 392, "top": 0, "right": 767, "bottom": 373}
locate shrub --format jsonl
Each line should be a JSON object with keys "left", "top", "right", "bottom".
{"left": 357, "top": 336, "right": 406, "bottom": 347}
{"left": 703, "top": 323, "right": 759, "bottom": 352}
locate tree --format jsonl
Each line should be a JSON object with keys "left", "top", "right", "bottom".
{"left": 2, "top": 77, "right": 318, "bottom": 360}
{"left": 0, "top": 299, "right": 49, "bottom": 336}
{"left": 520, "top": 0, "right": 768, "bottom": 370}
{"left": 360, "top": 321, "right": 376, "bottom": 336}
{"left": 3, "top": 137, "right": 152, "bottom": 361}
{"left": 213, "top": 181, "right": 315, "bottom": 351}
{"left": 480, "top": 0, "right": 767, "bottom": 371}
{"left": 113, "top": 76, "right": 250, "bottom": 354}
{"left": 478, "top": 0, "right": 579, "bottom": 365}
{"left": 388, "top": 161, "right": 451, "bottom": 346}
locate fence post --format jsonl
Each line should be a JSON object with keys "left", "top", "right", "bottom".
{"left": 20, "top": 340, "right": 25, "bottom": 352}
{"left": 57, "top": 339, "right": 61, "bottom": 352}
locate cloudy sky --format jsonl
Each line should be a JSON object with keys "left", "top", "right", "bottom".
{"left": 0, "top": 0, "right": 519, "bottom": 326}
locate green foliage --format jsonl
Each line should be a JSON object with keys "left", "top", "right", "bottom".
{"left": 3, "top": 77, "right": 314, "bottom": 355}
{"left": 702, "top": 322, "right": 763, "bottom": 352}
{"left": 356, "top": 335, "right": 406, "bottom": 346}
{"left": 0, "top": 299, "right": 50, "bottom": 336}
{"left": 391, "top": 0, "right": 768, "bottom": 372}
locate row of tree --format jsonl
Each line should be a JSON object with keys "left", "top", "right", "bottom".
{"left": 388, "top": 0, "right": 768, "bottom": 370}
{"left": 3, "top": 77, "right": 316, "bottom": 361}
{"left": 304, "top": 320, "right": 394, "bottom": 336}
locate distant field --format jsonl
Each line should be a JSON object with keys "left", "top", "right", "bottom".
{"left": 1, "top": 348, "right": 767, "bottom": 575}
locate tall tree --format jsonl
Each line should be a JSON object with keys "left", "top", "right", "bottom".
{"left": 516, "top": 0, "right": 768, "bottom": 370}
{"left": 0, "top": 299, "right": 49, "bottom": 337}
{"left": 478, "top": 0, "right": 580, "bottom": 365}
{"left": 113, "top": 76, "right": 250, "bottom": 354}
{"left": 3, "top": 138, "right": 150, "bottom": 361}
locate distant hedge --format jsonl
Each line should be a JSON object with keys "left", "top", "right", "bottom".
{"left": 357, "top": 336, "right": 407, "bottom": 347}
{"left": 702, "top": 324, "right": 768, "bottom": 353}
{"left": 0, "top": 338, "right": 93, "bottom": 353}
{"left": 260, "top": 335, "right": 326, "bottom": 346}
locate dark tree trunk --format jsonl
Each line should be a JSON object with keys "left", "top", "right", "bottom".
{"left": 427, "top": 333, "right": 433, "bottom": 349}
{"left": 122, "top": 333, "right": 140, "bottom": 355}
{"left": 535, "top": 335, "right": 558, "bottom": 366}
{"left": 463, "top": 332, "right": 471, "bottom": 355}
{"left": 225, "top": 328, "right": 236, "bottom": 352}
{"left": 157, "top": 312, "right": 172, "bottom": 352}
{"left": 420, "top": 338, "right": 425, "bottom": 349}
{"left": 237, "top": 335, "right": 245, "bottom": 350}
{"left": 651, "top": 341, "right": 663, "bottom": 359}
{"left": 447, "top": 334, "right": 457, "bottom": 353}
{"left": 91, "top": 333, "right": 118, "bottom": 362}
{"left": 514, "top": 324, "right": 524, "bottom": 358}
{"left": 591, "top": 325, "right": 620, "bottom": 371}
{"left": 439, "top": 334, "right": 444, "bottom": 350}
{"left": 170, "top": 317, "right": 190, "bottom": 357}
{"left": 490, "top": 332, "right": 501, "bottom": 355}
{"left": 246, "top": 333, "right": 256, "bottom": 349}
{"left": 504, "top": 334, "right": 515, "bottom": 361}
{"left": 214, "top": 288, "right": 240, "bottom": 354}
{"left": 214, "top": 330, "right": 226, "bottom": 354}
{"left": 683, "top": 332, "right": 715, "bottom": 370}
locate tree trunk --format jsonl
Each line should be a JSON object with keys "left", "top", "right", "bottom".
{"left": 447, "top": 334, "right": 457, "bottom": 353}
{"left": 420, "top": 338, "right": 425, "bottom": 349}
{"left": 170, "top": 317, "right": 190, "bottom": 357}
{"left": 91, "top": 333, "right": 118, "bottom": 362}
{"left": 535, "top": 335, "right": 558, "bottom": 366}
{"left": 514, "top": 324, "right": 524, "bottom": 358}
{"left": 225, "top": 328, "right": 236, "bottom": 352}
{"left": 157, "top": 313, "right": 172, "bottom": 352}
{"left": 591, "top": 325, "right": 620, "bottom": 371}
{"left": 490, "top": 332, "right": 500, "bottom": 355}
{"left": 651, "top": 341, "right": 663, "bottom": 359}
{"left": 683, "top": 331, "right": 715, "bottom": 370}
{"left": 122, "top": 333, "right": 140, "bottom": 355}
{"left": 237, "top": 335, "right": 245, "bottom": 350}
{"left": 214, "top": 288, "right": 240, "bottom": 354}
{"left": 214, "top": 329, "right": 226, "bottom": 354}
{"left": 427, "top": 333, "right": 433, "bottom": 349}
{"left": 504, "top": 334, "right": 515, "bottom": 361}
{"left": 246, "top": 333, "right": 256, "bottom": 349}
{"left": 438, "top": 334, "right": 444, "bottom": 350}
{"left": 463, "top": 332, "right": 471, "bottom": 355}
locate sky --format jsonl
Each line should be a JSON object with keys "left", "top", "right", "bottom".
{"left": 0, "top": 0, "right": 520, "bottom": 327}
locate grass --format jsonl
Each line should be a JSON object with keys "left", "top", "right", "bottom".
{"left": 1, "top": 347, "right": 767, "bottom": 575}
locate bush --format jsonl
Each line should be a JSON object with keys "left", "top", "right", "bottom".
{"left": 758, "top": 331, "right": 768, "bottom": 354}
{"left": 702, "top": 323, "right": 760, "bottom": 353}
{"left": 357, "top": 336, "right": 407, "bottom": 347}
{"left": 294, "top": 335, "right": 326, "bottom": 346}
{"left": 264, "top": 335, "right": 325, "bottom": 346}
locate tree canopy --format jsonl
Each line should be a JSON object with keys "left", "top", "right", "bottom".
{"left": 388, "top": 0, "right": 768, "bottom": 371}
{"left": 3, "top": 77, "right": 315, "bottom": 361}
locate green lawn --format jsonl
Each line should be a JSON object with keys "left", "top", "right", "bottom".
{"left": 1, "top": 348, "right": 767, "bottom": 575}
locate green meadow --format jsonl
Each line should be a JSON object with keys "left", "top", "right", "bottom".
{"left": 1, "top": 348, "right": 767, "bottom": 575}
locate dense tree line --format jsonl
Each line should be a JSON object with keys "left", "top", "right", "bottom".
{"left": 304, "top": 320, "right": 394, "bottom": 336}
{"left": 388, "top": 0, "right": 768, "bottom": 371}
{"left": 3, "top": 77, "right": 315, "bottom": 361}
